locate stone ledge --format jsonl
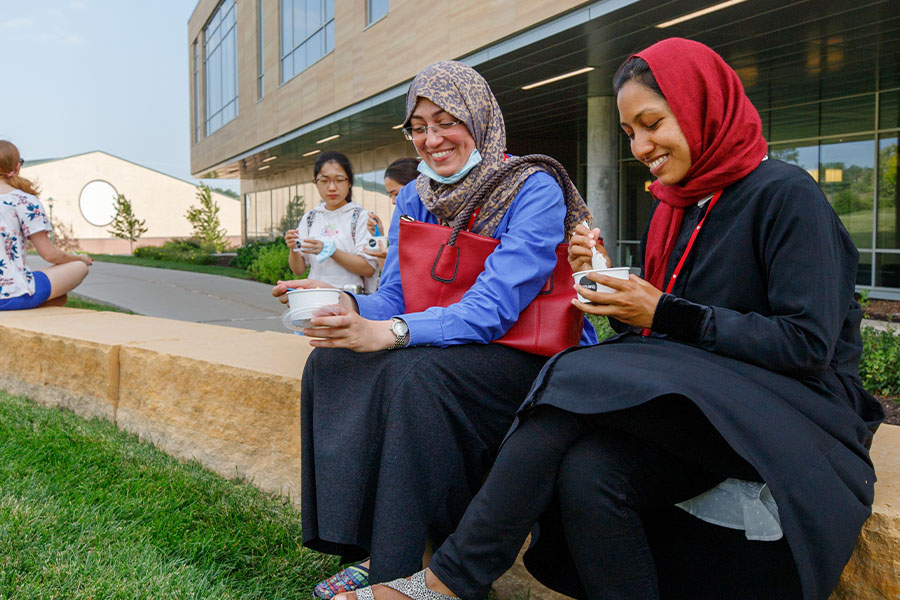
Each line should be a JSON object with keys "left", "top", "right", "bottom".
{"left": 0, "top": 306, "right": 312, "bottom": 498}
{"left": 0, "top": 306, "right": 897, "bottom": 599}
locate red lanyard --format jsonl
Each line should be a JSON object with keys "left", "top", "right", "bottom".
{"left": 642, "top": 189, "right": 723, "bottom": 336}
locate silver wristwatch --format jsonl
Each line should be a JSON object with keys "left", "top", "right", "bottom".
{"left": 388, "top": 317, "right": 410, "bottom": 350}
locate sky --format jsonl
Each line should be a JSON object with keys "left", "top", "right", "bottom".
{"left": 0, "top": 0, "right": 239, "bottom": 193}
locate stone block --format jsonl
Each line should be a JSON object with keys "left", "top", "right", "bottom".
{"left": 0, "top": 308, "right": 118, "bottom": 421}
{"left": 831, "top": 424, "right": 900, "bottom": 599}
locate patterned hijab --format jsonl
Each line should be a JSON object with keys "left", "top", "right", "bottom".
{"left": 634, "top": 38, "right": 768, "bottom": 290}
{"left": 405, "top": 61, "right": 590, "bottom": 237}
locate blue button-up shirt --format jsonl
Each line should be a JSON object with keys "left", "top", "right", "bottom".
{"left": 355, "top": 171, "right": 597, "bottom": 347}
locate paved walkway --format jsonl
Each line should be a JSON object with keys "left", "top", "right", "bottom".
{"left": 31, "top": 257, "right": 900, "bottom": 336}
{"left": 31, "top": 258, "right": 288, "bottom": 333}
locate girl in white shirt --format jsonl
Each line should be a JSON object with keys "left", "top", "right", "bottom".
{"left": 285, "top": 151, "right": 376, "bottom": 292}
{"left": 0, "top": 140, "right": 92, "bottom": 310}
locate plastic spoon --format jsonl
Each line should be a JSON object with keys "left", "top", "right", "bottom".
{"left": 582, "top": 221, "right": 609, "bottom": 269}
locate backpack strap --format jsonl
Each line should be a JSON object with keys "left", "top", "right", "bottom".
{"left": 350, "top": 207, "right": 362, "bottom": 245}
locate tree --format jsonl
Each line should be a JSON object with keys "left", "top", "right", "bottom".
{"left": 210, "top": 186, "right": 239, "bottom": 200}
{"left": 186, "top": 183, "right": 228, "bottom": 251}
{"left": 107, "top": 194, "right": 148, "bottom": 254}
{"left": 278, "top": 194, "right": 306, "bottom": 236}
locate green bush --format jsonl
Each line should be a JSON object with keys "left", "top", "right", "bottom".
{"left": 234, "top": 239, "right": 276, "bottom": 270}
{"left": 860, "top": 326, "right": 900, "bottom": 396}
{"left": 134, "top": 239, "right": 217, "bottom": 265}
{"left": 247, "top": 238, "right": 298, "bottom": 285}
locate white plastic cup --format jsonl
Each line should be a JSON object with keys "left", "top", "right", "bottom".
{"left": 283, "top": 287, "right": 342, "bottom": 331}
{"left": 572, "top": 267, "right": 631, "bottom": 303}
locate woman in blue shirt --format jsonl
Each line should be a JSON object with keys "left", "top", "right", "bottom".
{"left": 272, "top": 61, "right": 594, "bottom": 598}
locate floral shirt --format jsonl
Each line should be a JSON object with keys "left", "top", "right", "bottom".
{"left": 0, "top": 190, "right": 50, "bottom": 298}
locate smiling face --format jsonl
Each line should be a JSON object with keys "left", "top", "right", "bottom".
{"left": 617, "top": 80, "right": 692, "bottom": 186}
{"left": 315, "top": 161, "right": 351, "bottom": 210}
{"left": 409, "top": 97, "right": 477, "bottom": 179}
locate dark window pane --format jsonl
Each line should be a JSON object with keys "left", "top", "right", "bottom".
{"left": 821, "top": 95, "right": 876, "bottom": 137}
{"left": 878, "top": 137, "right": 899, "bottom": 249}
{"left": 769, "top": 103, "right": 819, "bottom": 142}
{"left": 880, "top": 90, "right": 900, "bottom": 131}
{"left": 619, "top": 242, "right": 642, "bottom": 270}
{"left": 858, "top": 250, "right": 873, "bottom": 287}
{"left": 620, "top": 160, "right": 653, "bottom": 242}
{"left": 875, "top": 253, "right": 900, "bottom": 288}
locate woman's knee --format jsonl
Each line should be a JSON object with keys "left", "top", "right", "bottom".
{"left": 43, "top": 261, "right": 89, "bottom": 297}
{"left": 556, "top": 431, "right": 641, "bottom": 521}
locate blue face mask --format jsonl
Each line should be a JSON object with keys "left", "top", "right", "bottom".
{"left": 417, "top": 149, "right": 483, "bottom": 185}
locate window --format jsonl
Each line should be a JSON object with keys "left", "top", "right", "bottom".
{"left": 280, "top": 0, "right": 334, "bottom": 83}
{"left": 204, "top": 0, "right": 238, "bottom": 136}
{"left": 193, "top": 41, "right": 201, "bottom": 141}
{"left": 258, "top": 0, "right": 265, "bottom": 99}
{"left": 367, "top": 0, "right": 388, "bottom": 25}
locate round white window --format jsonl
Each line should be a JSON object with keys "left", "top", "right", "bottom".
{"left": 79, "top": 180, "right": 119, "bottom": 227}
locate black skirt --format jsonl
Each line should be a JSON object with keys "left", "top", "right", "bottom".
{"left": 517, "top": 333, "right": 878, "bottom": 600}
{"left": 300, "top": 343, "right": 547, "bottom": 582}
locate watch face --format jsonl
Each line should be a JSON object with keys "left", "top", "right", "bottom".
{"left": 392, "top": 319, "right": 409, "bottom": 336}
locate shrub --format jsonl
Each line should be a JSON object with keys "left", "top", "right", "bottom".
{"left": 859, "top": 326, "right": 900, "bottom": 397}
{"left": 234, "top": 239, "right": 276, "bottom": 270}
{"left": 134, "top": 239, "right": 217, "bottom": 265}
{"left": 247, "top": 238, "right": 298, "bottom": 284}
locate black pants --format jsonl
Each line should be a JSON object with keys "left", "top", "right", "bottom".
{"left": 428, "top": 397, "right": 801, "bottom": 600}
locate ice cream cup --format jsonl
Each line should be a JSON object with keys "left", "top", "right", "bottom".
{"left": 572, "top": 267, "right": 631, "bottom": 303}
{"left": 283, "top": 287, "right": 342, "bottom": 331}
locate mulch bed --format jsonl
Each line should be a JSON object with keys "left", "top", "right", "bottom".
{"left": 864, "top": 298, "right": 900, "bottom": 323}
{"left": 878, "top": 396, "right": 900, "bottom": 426}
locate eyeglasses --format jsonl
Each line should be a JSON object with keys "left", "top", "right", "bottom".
{"left": 402, "top": 121, "right": 461, "bottom": 141}
{"left": 314, "top": 176, "right": 349, "bottom": 186}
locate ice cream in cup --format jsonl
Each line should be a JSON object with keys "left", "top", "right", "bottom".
{"left": 572, "top": 267, "right": 631, "bottom": 303}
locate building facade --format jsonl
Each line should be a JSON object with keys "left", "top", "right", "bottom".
{"left": 23, "top": 151, "right": 241, "bottom": 254}
{"left": 188, "top": 0, "right": 900, "bottom": 299}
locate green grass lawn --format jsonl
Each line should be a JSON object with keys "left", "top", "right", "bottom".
{"left": 0, "top": 390, "right": 338, "bottom": 599}
{"left": 91, "top": 254, "right": 255, "bottom": 281}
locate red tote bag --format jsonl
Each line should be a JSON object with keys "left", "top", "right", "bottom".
{"left": 398, "top": 219, "right": 583, "bottom": 356}
{"left": 396, "top": 155, "right": 585, "bottom": 357}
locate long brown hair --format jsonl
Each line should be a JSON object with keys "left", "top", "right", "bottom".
{"left": 0, "top": 140, "right": 41, "bottom": 197}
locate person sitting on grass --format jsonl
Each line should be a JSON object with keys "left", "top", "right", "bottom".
{"left": 0, "top": 140, "right": 92, "bottom": 310}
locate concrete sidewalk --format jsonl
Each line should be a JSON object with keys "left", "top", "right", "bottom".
{"left": 32, "top": 257, "right": 288, "bottom": 333}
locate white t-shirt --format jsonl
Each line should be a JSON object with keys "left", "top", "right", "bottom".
{"left": 0, "top": 190, "right": 51, "bottom": 299}
{"left": 297, "top": 201, "right": 377, "bottom": 290}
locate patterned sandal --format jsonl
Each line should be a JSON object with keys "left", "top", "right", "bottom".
{"left": 355, "top": 570, "right": 456, "bottom": 600}
{"left": 314, "top": 563, "right": 371, "bottom": 599}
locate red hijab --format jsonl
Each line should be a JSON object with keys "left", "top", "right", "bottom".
{"left": 634, "top": 38, "right": 768, "bottom": 290}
